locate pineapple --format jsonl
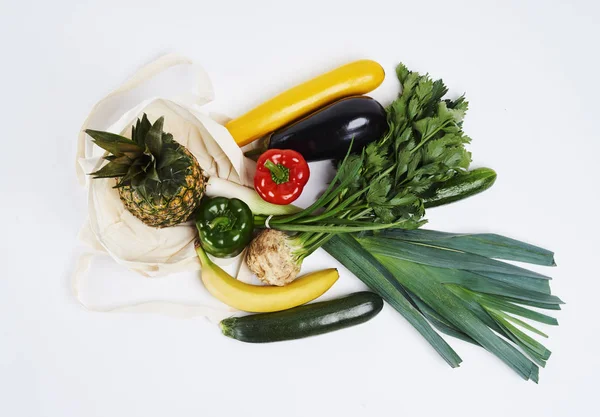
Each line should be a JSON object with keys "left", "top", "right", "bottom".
{"left": 86, "top": 114, "right": 205, "bottom": 228}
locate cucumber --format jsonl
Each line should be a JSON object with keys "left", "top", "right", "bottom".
{"left": 220, "top": 292, "right": 383, "bottom": 343}
{"left": 422, "top": 167, "right": 497, "bottom": 208}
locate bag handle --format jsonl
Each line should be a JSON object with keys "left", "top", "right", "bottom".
{"left": 72, "top": 251, "right": 234, "bottom": 323}
{"left": 76, "top": 53, "right": 214, "bottom": 185}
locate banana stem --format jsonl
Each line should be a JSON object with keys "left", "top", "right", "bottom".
{"left": 195, "top": 243, "right": 212, "bottom": 268}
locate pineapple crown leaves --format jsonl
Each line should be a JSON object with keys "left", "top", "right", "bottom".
{"left": 85, "top": 114, "right": 194, "bottom": 202}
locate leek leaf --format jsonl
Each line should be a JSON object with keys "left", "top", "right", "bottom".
{"left": 358, "top": 237, "right": 551, "bottom": 279}
{"left": 375, "top": 255, "right": 540, "bottom": 382}
{"left": 324, "top": 235, "right": 462, "bottom": 367}
{"left": 366, "top": 229, "right": 555, "bottom": 266}
{"left": 453, "top": 288, "right": 558, "bottom": 326}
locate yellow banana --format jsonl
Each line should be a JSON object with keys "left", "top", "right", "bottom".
{"left": 196, "top": 246, "right": 338, "bottom": 313}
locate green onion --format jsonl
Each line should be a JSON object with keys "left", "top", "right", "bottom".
{"left": 205, "top": 177, "right": 300, "bottom": 216}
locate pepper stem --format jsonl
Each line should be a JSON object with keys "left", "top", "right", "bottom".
{"left": 208, "top": 216, "right": 231, "bottom": 230}
{"left": 264, "top": 159, "right": 290, "bottom": 184}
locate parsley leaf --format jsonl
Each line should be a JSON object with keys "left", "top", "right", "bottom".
{"left": 364, "top": 142, "right": 388, "bottom": 176}
{"left": 367, "top": 177, "right": 392, "bottom": 205}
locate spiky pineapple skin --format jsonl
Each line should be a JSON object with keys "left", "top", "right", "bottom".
{"left": 118, "top": 148, "right": 205, "bottom": 228}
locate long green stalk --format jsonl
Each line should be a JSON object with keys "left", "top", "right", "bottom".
{"left": 324, "top": 231, "right": 559, "bottom": 382}
{"left": 324, "top": 234, "right": 463, "bottom": 367}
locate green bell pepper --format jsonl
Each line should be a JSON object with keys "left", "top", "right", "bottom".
{"left": 195, "top": 197, "right": 255, "bottom": 258}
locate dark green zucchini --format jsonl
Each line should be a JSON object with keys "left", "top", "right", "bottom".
{"left": 220, "top": 292, "right": 383, "bottom": 343}
{"left": 422, "top": 167, "right": 497, "bottom": 208}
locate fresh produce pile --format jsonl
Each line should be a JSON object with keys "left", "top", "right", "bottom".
{"left": 85, "top": 59, "right": 560, "bottom": 382}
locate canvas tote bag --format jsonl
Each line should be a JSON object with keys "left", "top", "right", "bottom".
{"left": 74, "top": 54, "right": 255, "bottom": 322}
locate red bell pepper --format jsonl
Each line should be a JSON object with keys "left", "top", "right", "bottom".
{"left": 254, "top": 149, "right": 310, "bottom": 205}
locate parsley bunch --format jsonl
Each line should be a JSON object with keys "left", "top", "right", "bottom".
{"left": 358, "top": 63, "right": 472, "bottom": 227}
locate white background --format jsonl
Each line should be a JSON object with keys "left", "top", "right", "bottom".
{"left": 1, "top": 0, "right": 599, "bottom": 416}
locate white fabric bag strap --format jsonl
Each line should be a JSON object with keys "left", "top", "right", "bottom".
{"left": 76, "top": 53, "right": 214, "bottom": 185}
{"left": 72, "top": 252, "right": 233, "bottom": 323}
